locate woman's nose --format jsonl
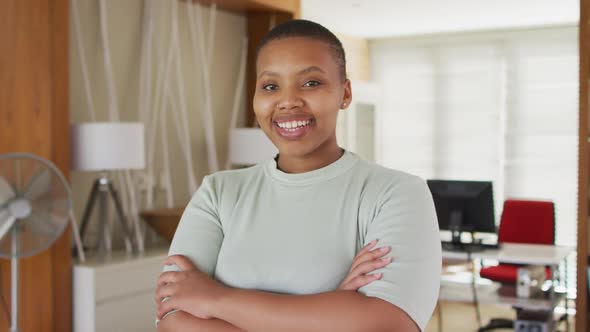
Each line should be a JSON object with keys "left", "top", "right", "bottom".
{"left": 276, "top": 90, "right": 304, "bottom": 110}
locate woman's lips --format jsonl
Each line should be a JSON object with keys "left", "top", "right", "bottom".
{"left": 273, "top": 118, "right": 313, "bottom": 140}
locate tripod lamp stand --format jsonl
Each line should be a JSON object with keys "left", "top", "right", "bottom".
{"left": 71, "top": 122, "right": 145, "bottom": 256}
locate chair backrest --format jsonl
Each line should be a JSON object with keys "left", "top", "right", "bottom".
{"left": 497, "top": 199, "right": 554, "bottom": 245}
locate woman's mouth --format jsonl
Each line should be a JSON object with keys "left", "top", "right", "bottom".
{"left": 273, "top": 119, "right": 313, "bottom": 139}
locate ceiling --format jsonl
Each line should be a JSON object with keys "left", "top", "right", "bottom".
{"left": 301, "top": 0, "right": 579, "bottom": 39}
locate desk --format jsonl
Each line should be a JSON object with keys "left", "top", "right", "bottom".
{"left": 440, "top": 243, "right": 574, "bottom": 331}
{"left": 442, "top": 243, "right": 573, "bottom": 266}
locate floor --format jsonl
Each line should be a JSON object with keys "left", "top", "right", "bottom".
{"left": 425, "top": 301, "right": 574, "bottom": 332}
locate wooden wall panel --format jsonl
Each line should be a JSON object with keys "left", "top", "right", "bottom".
{"left": 191, "top": 0, "right": 299, "bottom": 14}
{"left": 49, "top": 1, "right": 72, "bottom": 331}
{"left": 0, "top": 0, "right": 71, "bottom": 331}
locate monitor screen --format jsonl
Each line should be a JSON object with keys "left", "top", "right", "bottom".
{"left": 427, "top": 180, "right": 496, "bottom": 245}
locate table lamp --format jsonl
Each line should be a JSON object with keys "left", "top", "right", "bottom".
{"left": 71, "top": 122, "right": 145, "bottom": 255}
{"left": 229, "top": 128, "right": 278, "bottom": 166}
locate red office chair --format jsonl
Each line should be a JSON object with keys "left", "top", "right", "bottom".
{"left": 477, "top": 199, "right": 555, "bottom": 331}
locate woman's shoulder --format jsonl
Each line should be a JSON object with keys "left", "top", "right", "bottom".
{"left": 202, "top": 163, "right": 268, "bottom": 190}
{"left": 353, "top": 157, "right": 426, "bottom": 189}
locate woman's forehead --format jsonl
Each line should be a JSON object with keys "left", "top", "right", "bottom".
{"left": 256, "top": 38, "right": 340, "bottom": 76}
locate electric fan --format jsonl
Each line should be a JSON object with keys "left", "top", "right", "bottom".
{"left": 0, "top": 153, "right": 72, "bottom": 332}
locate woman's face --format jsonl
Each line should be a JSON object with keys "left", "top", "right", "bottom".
{"left": 254, "top": 37, "right": 351, "bottom": 159}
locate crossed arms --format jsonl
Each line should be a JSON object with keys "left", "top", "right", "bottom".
{"left": 155, "top": 241, "right": 420, "bottom": 332}
{"left": 155, "top": 175, "right": 441, "bottom": 331}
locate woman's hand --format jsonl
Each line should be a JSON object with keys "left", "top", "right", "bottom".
{"left": 155, "top": 255, "right": 229, "bottom": 321}
{"left": 338, "top": 239, "right": 392, "bottom": 291}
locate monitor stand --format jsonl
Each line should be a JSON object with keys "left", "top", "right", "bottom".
{"left": 449, "top": 210, "right": 463, "bottom": 246}
{"left": 441, "top": 235, "right": 487, "bottom": 252}
{"left": 443, "top": 210, "right": 485, "bottom": 252}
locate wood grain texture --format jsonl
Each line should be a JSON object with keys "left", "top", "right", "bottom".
{"left": 49, "top": 0, "right": 72, "bottom": 331}
{"left": 0, "top": 0, "right": 71, "bottom": 331}
{"left": 187, "top": 0, "right": 299, "bottom": 14}
{"left": 577, "top": 0, "right": 589, "bottom": 331}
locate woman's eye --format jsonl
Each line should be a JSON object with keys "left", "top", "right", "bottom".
{"left": 303, "top": 80, "right": 320, "bottom": 87}
{"left": 262, "top": 84, "right": 278, "bottom": 91}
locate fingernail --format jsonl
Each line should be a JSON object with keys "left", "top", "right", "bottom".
{"left": 374, "top": 273, "right": 383, "bottom": 279}
{"left": 379, "top": 246, "right": 390, "bottom": 252}
{"left": 381, "top": 257, "right": 392, "bottom": 262}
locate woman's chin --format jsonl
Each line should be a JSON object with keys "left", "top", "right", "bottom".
{"left": 277, "top": 145, "right": 311, "bottom": 159}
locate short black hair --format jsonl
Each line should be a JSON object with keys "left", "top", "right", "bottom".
{"left": 256, "top": 19, "right": 347, "bottom": 81}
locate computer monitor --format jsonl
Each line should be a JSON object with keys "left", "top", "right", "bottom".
{"left": 427, "top": 180, "right": 496, "bottom": 248}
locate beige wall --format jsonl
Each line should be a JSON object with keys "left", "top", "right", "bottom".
{"left": 337, "top": 33, "right": 370, "bottom": 81}
{"left": 69, "top": 0, "right": 247, "bottom": 242}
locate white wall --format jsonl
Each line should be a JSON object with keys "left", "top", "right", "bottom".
{"left": 302, "top": 0, "right": 578, "bottom": 38}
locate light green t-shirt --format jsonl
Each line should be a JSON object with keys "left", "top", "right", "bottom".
{"left": 166, "top": 150, "right": 441, "bottom": 330}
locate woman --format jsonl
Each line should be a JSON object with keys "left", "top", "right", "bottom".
{"left": 155, "top": 19, "right": 441, "bottom": 332}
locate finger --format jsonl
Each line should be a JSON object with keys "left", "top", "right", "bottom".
{"left": 155, "top": 283, "right": 176, "bottom": 304}
{"left": 157, "top": 297, "right": 177, "bottom": 320}
{"left": 157, "top": 271, "right": 180, "bottom": 288}
{"left": 351, "top": 245, "right": 390, "bottom": 268}
{"left": 347, "top": 256, "right": 392, "bottom": 283}
{"left": 346, "top": 273, "right": 383, "bottom": 290}
{"left": 349, "top": 240, "right": 379, "bottom": 268}
{"left": 357, "top": 239, "right": 379, "bottom": 257}
{"left": 339, "top": 273, "right": 382, "bottom": 291}
{"left": 353, "top": 256, "right": 393, "bottom": 276}
{"left": 350, "top": 246, "right": 390, "bottom": 272}
{"left": 164, "top": 255, "right": 197, "bottom": 271}
{"left": 340, "top": 256, "right": 392, "bottom": 286}
{"left": 348, "top": 241, "right": 378, "bottom": 270}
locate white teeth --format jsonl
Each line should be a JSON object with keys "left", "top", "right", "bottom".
{"left": 276, "top": 119, "right": 311, "bottom": 130}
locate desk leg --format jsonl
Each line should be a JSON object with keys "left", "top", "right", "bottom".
{"left": 471, "top": 258, "right": 482, "bottom": 327}
{"left": 564, "top": 259, "right": 569, "bottom": 332}
{"left": 552, "top": 262, "right": 570, "bottom": 332}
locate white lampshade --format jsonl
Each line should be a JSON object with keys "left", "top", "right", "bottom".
{"left": 71, "top": 122, "right": 146, "bottom": 171}
{"left": 229, "top": 128, "right": 278, "bottom": 165}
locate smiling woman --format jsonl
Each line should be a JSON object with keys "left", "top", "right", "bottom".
{"left": 155, "top": 19, "right": 441, "bottom": 332}
{"left": 254, "top": 35, "right": 351, "bottom": 173}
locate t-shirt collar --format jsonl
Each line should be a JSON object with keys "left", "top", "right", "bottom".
{"left": 265, "top": 149, "right": 358, "bottom": 185}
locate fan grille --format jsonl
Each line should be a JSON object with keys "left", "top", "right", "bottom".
{"left": 0, "top": 153, "right": 71, "bottom": 258}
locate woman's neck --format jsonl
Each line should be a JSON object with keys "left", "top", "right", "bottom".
{"left": 276, "top": 139, "right": 343, "bottom": 174}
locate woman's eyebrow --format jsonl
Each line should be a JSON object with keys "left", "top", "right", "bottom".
{"left": 258, "top": 70, "right": 279, "bottom": 79}
{"left": 257, "top": 66, "right": 326, "bottom": 80}
{"left": 299, "top": 66, "right": 326, "bottom": 75}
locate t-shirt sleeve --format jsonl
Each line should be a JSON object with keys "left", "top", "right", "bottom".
{"left": 157, "top": 176, "right": 224, "bottom": 325}
{"left": 358, "top": 175, "right": 441, "bottom": 331}
{"left": 166, "top": 175, "right": 224, "bottom": 276}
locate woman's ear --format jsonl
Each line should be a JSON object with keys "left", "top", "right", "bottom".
{"left": 341, "top": 79, "right": 352, "bottom": 109}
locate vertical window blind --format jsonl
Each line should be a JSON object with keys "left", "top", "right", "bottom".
{"left": 369, "top": 26, "right": 578, "bottom": 296}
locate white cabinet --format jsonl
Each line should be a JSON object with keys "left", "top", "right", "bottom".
{"left": 73, "top": 249, "right": 168, "bottom": 332}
